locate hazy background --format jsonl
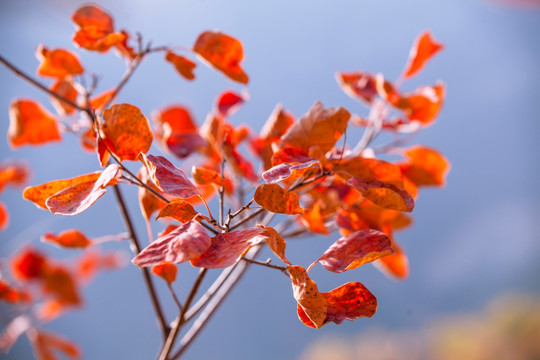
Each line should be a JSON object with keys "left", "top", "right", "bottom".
{"left": 1, "top": 0, "right": 539, "bottom": 359}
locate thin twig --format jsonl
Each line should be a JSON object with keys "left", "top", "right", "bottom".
{"left": 241, "top": 257, "right": 288, "bottom": 276}
{"left": 167, "top": 283, "right": 184, "bottom": 312}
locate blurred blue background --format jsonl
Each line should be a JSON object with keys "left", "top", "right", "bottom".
{"left": 1, "top": 0, "right": 539, "bottom": 359}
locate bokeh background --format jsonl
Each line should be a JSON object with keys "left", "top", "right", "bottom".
{"left": 1, "top": 0, "right": 539, "bottom": 359}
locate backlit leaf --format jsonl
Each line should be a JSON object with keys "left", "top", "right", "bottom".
{"left": 72, "top": 5, "right": 113, "bottom": 32}
{"left": 0, "top": 281, "right": 30, "bottom": 304}
{"left": 216, "top": 90, "right": 246, "bottom": 117}
{"left": 156, "top": 199, "right": 198, "bottom": 223}
{"left": 299, "top": 201, "right": 329, "bottom": 235}
{"left": 348, "top": 177, "right": 414, "bottom": 212}
{"left": 374, "top": 241, "right": 409, "bottom": 279}
{"left": 72, "top": 5, "right": 125, "bottom": 52}
{"left": 133, "top": 220, "right": 211, "bottom": 267}
{"left": 0, "top": 202, "right": 7, "bottom": 231}
{"left": 262, "top": 160, "right": 320, "bottom": 185}
{"left": 35, "top": 45, "right": 84, "bottom": 78}
{"left": 24, "top": 172, "right": 102, "bottom": 210}
{"left": 76, "top": 249, "right": 122, "bottom": 281}
{"left": 394, "top": 84, "right": 445, "bottom": 126}
{"left": 316, "top": 230, "right": 393, "bottom": 273}
{"left": 137, "top": 166, "right": 168, "bottom": 221}
{"left": 280, "top": 101, "right": 350, "bottom": 154}
{"left": 165, "top": 51, "right": 196, "bottom": 80}
{"left": 193, "top": 31, "right": 249, "bottom": 84}
{"left": 297, "top": 282, "right": 377, "bottom": 328}
{"left": 287, "top": 265, "right": 327, "bottom": 329}
{"left": 403, "top": 31, "right": 443, "bottom": 79}
{"left": 139, "top": 154, "right": 199, "bottom": 198}
{"left": 223, "top": 143, "right": 258, "bottom": 182}
{"left": 191, "top": 227, "right": 267, "bottom": 268}
{"left": 400, "top": 146, "right": 450, "bottom": 187}
{"left": 45, "top": 164, "right": 121, "bottom": 216}
{"left": 191, "top": 166, "right": 223, "bottom": 187}
{"left": 254, "top": 183, "right": 303, "bottom": 215}
{"left": 42, "top": 265, "right": 81, "bottom": 305}
{"left": 41, "top": 230, "right": 92, "bottom": 249}
{"left": 337, "top": 156, "right": 403, "bottom": 187}
{"left": 0, "top": 161, "right": 29, "bottom": 192}
{"left": 8, "top": 99, "right": 61, "bottom": 148}
{"left": 11, "top": 248, "right": 47, "bottom": 281}
{"left": 336, "top": 72, "right": 377, "bottom": 104}
{"left": 101, "top": 103, "right": 153, "bottom": 162}
{"left": 50, "top": 79, "right": 78, "bottom": 115}
{"left": 151, "top": 262, "right": 177, "bottom": 283}
{"left": 29, "top": 330, "right": 81, "bottom": 360}
{"left": 257, "top": 225, "right": 291, "bottom": 265}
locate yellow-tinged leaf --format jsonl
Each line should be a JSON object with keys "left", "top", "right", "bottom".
{"left": 156, "top": 199, "right": 198, "bottom": 223}
{"left": 257, "top": 225, "right": 290, "bottom": 265}
{"left": 254, "top": 183, "right": 303, "bottom": 215}
{"left": 8, "top": 100, "right": 61, "bottom": 148}
{"left": 287, "top": 265, "right": 327, "bottom": 329}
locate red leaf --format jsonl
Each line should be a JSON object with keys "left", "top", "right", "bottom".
{"left": 191, "top": 227, "right": 267, "bottom": 268}
{"left": 101, "top": 103, "right": 153, "bottom": 162}
{"left": 216, "top": 90, "right": 246, "bottom": 117}
{"left": 315, "top": 229, "right": 393, "bottom": 273}
{"left": 139, "top": 154, "right": 199, "bottom": 198}
{"left": 35, "top": 45, "right": 84, "bottom": 78}
{"left": 287, "top": 265, "right": 327, "bottom": 329}
{"left": 77, "top": 249, "right": 122, "bottom": 281}
{"left": 41, "top": 230, "right": 92, "bottom": 249}
{"left": 348, "top": 177, "right": 414, "bottom": 212}
{"left": 11, "top": 248, "right": 47, "bottom": 281}
{"left": 0, "top": 281, "right": 31, "bottom": 304}
{"left": 8, "top": 99, "right": 61, "bottom": 148}
{"left": 155, "top": 199, "right": 198, "bottom": 223}
{"left": 137, "top": 166, "right": 168, "bottom": 221}
{"left": 45, "top": 164, "right": 121, "bottom": 215}
{"left": 280, "top": 101, "right": 350, "bottom": 154}
{"left": 29, "top": 330, "right": 81, "bottom": 360}
{"left": 336, "top": 72, "right": 378, "bottom": 104}
{"left": 0, "top": 161, "right": 30, "bottom": 193}
{"left": 257, "top": 225, "right": 291, "bottom": 265}
{"left": 151, "top": 262, "right": 178, "bottom": 283}
{"left": 374, "top": 241, "right": 409, "bottom": 279}
{"left": 0, "top": 202, "right": 8, "bottom": 231}
{"left": 262, "top": 160, "right": 320, "bottom": 185}
{"left": 254, "top": 183, "right": 303, "bottom": 215}
{"left": 72, "top": 5, "right": 125, "bottom": 52}
{"left": 133, "top": 220, "right": 211, "bottom": 267}
{"left": 42, "top": 265, "right": 81, "bottom": 306}
{"left": 297, "top": 282, "right": 377, "bottom": 328}
{"left": 193, "top": 31, "right": 249, "bottom": 84}
{"left": 165, "top": 51, "right": 196, "bottom": 80}
{"left": 224, "top": 143, "right": 258, "bottom": 182}
{"left": 402, "top": 31, "right": 443, "bottom": 79}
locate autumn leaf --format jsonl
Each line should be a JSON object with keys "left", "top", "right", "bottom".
{"left": 299, "top": 201, "right": 329, "bottom": 235}
{"left": 280, "top": 101, "right": 350, "bottom": 154}
{"left": 76, "top": 249, "right": 122, "bottom": 281}
{"left": 336, "top": 156, "right": 404, "bottom": 187}
{"left": 314, "top": 229, "right": 393, "bottom": 273}
{"left": 41, "top": 230, "right": 92, "bottom": 249}
{"left": 193, "top": 30, "right": 249, "bottom": 84}
{"left": 257, "top": 225, "right": 291, "bottom": 265}
{"left": 254, "top": 183, "right": 303, "bottom": 215}
{"left": 0, "top": 202, "right": 8, "bottom": 231}
{"left": 29, "top": 330, "right": 81, "bottom": 360}
{"left": 348, "top": 177, "right": 414, "bottom": 212}
{"left": 297, "top": 282, "right": 377, "bottom": 328}
{"left": 191, "top": 166, "right": 223, "bottom": 187}
{"left": 336, "top": 72, "right": 378, "bottom": 104}
{"left": 0, "top": 161, "right": 29, "bottom": 192}
{"left": 400, "top": 146, "right": 450, "bottom": 187}
{"left": 45, "top": 164, "right": 121, "bottom": 216}
{"left": 11, "top": 248, "right": 47, "bottom": 281}
{"left": 191, "top": 227, "right": 267, "bottom": 268}
{"left": 152, "top": 262, "right": 178, "bottom": 283}
{"left": 72, "top": 5, "right": 125, "bottom": 52}
{"left": 216, "top": 90, "right": 246, "bottom": 117}
{"left": 35, "top": 45, "right": 84, "bottom": 78}
{"left": 139, "top": 154, "right": 199, "bottom": 198}
{"left": 42, "top": 265, "right": 81, "bottom": 305}
{"left": 8, "top": 99, "right": 61, "bottom": 148}
{"left": 90, "top": 89, "right": 115, "bottom": 112}
{"left": 374, "top": 241, "right": 409, "bottom": 279}
{"left": 133, "top": 220, "right": 211, "bottom": 267}
{"left": 50, "top": 79, "right": 78, "bottom": 115}
{"left": 394, "top": 83, "right": 445, "bottom": 126}
{"left": 156, "top": 199, "right": 198, "bottom": 223}
{"left": 0, "top": 281, "right": 30, "bottom": 304}
{"left": 337, "top": 202, "right": 412, "bottom": 236}
{"left": 101, "top": 103, "right": 153, "bottom": 162}
{"left": 165, "top": 51, "right": 196, "bottom": 80}
{"left": 287, "top": 265, "right": 327, "bottom": 329}
{"left": 262, "top": 160, "right": 320, "bottom": 185}
{"left": 223, "top": 143, "right": 258, "bottom": 182}
{"left": 137, "top": 166, "right": 168, "bottom": 221}
{"left": 402, "top": 31, "right": 443, "bottom": 79}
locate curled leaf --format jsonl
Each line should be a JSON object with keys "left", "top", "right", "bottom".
{"left": 287, "top": 265, "right": 327, "bottom": 329}
{"left": 133, "top": 220, "right": 211, "bottom": 267}
{"left": 257, "top": 225, "right": 291, "bottom": 265}
{"left": 156, "top": 199, "right": 198, "bottom": 223}
{"left": 72, "top": 5, "right": 125, "bottom": 52}
{"left": 139, "top": 154, "right": 199, "bottom": 198}
{"left": 403, "top": 31, "right": 443, "bottom": 79}
{"left": 254, "top": 183, "right": 303, "bottom": 215}
{"left": 191, "top": 228, "right": 267, "bottom": 268}
{"left": 316, "top": 229, "right": 393, "bottom": 273}
{"left": 193, "top": 30, "right": 249, "bottom": 84}
{"left": 45, "top": 164, "right": 121, "bottom": 216}
{"left": 216, "top": 90, "right": 246, "bottom": 117}
{"left": 36, "top": 45, "right": 84, "bottom": 78}
{"left": 41, "top": 230, "right": 92, "bottom": 249}
{"left": 191, "top": 166, "right": 223, "bottom": 187}
{"left": 336, "top": 72, "right": 377, "bottom": 104}
{"left": 8, "top": 99, "right": 61, "bottom": 148}
{"left": 165, "top": 51, "right": 196, "bottom": 80}
{"left": 262, "top": 160, "right": 320, "bottom": 185}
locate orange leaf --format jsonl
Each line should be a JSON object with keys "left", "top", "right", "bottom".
{"left": 72, "top": 5, "right": 124, "bottom": 52}
{"left": 257, "top": 225, "right": 291, "bottom": 265}
{"left": 101, "top": 103, "right": 153, "bottom": 162}
{"left": 152, "top": 262, "right": 178, "bottom": 283}
{"left": 348, "top": 177, "right": 414, "bottom": 212}
{"left": 42, "top": 265, "right": 81, "bottom": 306}
{"left": 50, "top": 79, "right": 78, "bottom": 115}
{"left": 374, "top": 241, "right": 409, "bottom": 279}
{"left": 45, "top": 164, "right": 121, "bottom": 215}
{"left": 395, "top": 84, "right": 445, "bottom": 126}
{"left": 133, "top": 220, "right": 211, "bottom": 267}
{"left": 72, "top": 5, "right": 113, "bottom": 33}
{"left": 0, "top": 161, "right": 30, "bottom": 192}
{"left": 90, "top": 89, "right": 115, "bottom": 112}
{"left": 8, "top": 99, "right": 61, "bottom": 148}
{"left": 403, "top": 31, "right": 443, "bottom": 79}
{"left": 24, "top": 171, "right": 102, "bottom": 210}
{"left": 191, "top": 227, "right": 267, "bottom": 268}
{"left": 35, "top": 45, "right": 84, "bottom": 78}
{"left": 191, "top": 166, "right": 223, "bottom": 187}
{"left": 400, "top": 146, "right": 450, "bottom": 187}
{"left": 254, "top": 184, "right": 303, "bottom": 215}
{"left": 299, "top": 201, "right": 329, "bottom": 235}
{"left": 165, "top": 51, "right": 196, "bottom": 80}
{"left": 336, "top": 72, "right": 378, "bottom": 104}
{"left": 41, "top": 230, "right": 92, "bottom": 249}
{"left": 0, "top": 281, "right": 31, "bottom": 304}
{"left": 156, "top": 199, "right": 198, "bottom": 223}
{"left": 193, "top": 31, "right": 249, "bottom": 84}
{"left": 280, "top": 101, "right": 350, "bottom": 154}
{"left": 262, "top": 160, "right": 320, "bottom": 185}
{"left": 287, "top": 265, "right": 327, "bottom": 329}
{"left": 315, "top": 229, "right": 393, "bottom": 273}
{"left": 77, "top": 249, "right": 122, "bottom": 281}
{"left": 139, "top": 154, "right": 199, "bottom": 198}
{"left": 337, "top": 203, "right": 412, "bottom": 236}
{"left": 297, "top": 282, "right": 377, "bottom": 328}
{"left": 11, "top": 248, "right": 47, "bottom": 281}
{"left": 216, "top": 90, "right": 246, "bottom": 117}
{"left": 29, "top": 330, "right": 81, "bottom": 360}
{"left": 0, "top": 201, "right": 8, "bottom": 231}
{"left": 337, "top": 156, "right": 403, "bottom": 187}
{"left": 223, "top": 143, "right": 258, "bottom": 182}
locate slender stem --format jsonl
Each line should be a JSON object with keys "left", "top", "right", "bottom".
{"left": 241, "top": 257, "right": 288, "bottom": 275}
{"left": 219, "top": 145, "right": 226, "bottom": 226}
{"left": 167, "top": 283, "right": 184, "bottom": 311}
{"left": 112, "top": 185, "right": 170, "bottom": 338}
{"left": 229, "top": 208, "right": 265, "bottom": 231}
